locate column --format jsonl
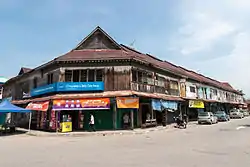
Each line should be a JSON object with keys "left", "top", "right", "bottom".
{"left": 130, "top": 109, "right": 134, "bottom": 130}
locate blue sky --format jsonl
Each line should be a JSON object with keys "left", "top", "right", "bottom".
{"left": 1, "top": 0, "right": 250, "bottom": 97}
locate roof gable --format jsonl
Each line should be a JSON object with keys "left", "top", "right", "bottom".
{"left": 18, "top": 67, "right": 32, "bottom": 76}
{"left": 73, "top": 26, "right": 121, "bottom": 50}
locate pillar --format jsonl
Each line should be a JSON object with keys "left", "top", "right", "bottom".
{"left": 113, "top": 102, "right": 117, "bottom": 130}
{"left": 130, "top": 109, "right": 134, "bottom": 130}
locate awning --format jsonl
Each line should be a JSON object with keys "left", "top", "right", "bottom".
{"left": 161, "top": 101, "right": 178, "bottom": 111}
{"left": 26, "top": 101, "right": 49, "bottom": 112}
{"left": 152, "top": 99, "right": 162, "bottom": 111}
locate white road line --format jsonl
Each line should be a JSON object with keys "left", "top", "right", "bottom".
{"left": 236, "top": 126, "right": 246, "bottom": 130}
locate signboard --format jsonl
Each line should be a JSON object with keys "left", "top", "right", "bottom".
{"left": 116, "top": 97, "right": 139, "bottom": 109}
{"left": 26, "top": 101, "right": 49, "bottom": 112}
{"left": 57, "top": 82, "right": 104, "bottom": 92}
{"left": 31, "top": 82, "right": 104, "bottom": 97}
{"left": 52, "top": 98, "right": 110, "bottom": 110}
{"left": 61, "top": 122, "right": 72, "bottom": 133}
{"left": 189, "top": 100, "right": 204, "bottom": 109}
{"left": 31, "top": 83, "right": 57, "bottom": 97}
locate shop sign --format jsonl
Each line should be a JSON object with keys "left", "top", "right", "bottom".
{"left": 31, "top": 82, "right": 104, "bottom": 97}
{"left": 189, "top": 100, "right": 204, "bottom": 109}
{"left": 61, "top": 122, "right": 72, "bottom": 133}
{"left": 56, "top": 82, "right": 104, "bottom": 92}
{"left": 52, "top": 98, "right": 110, "bottom": 110}
{"left": 26, "top": 101, "right": 49, "bottom": 112}
{"left": 116, "top": 97, "right": 139, "bottom": 109}
{"left": 31, "top": 83, "right": 57, "bottom": 97}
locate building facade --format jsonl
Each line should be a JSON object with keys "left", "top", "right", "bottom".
{"left": 3, "top": 27, "right": 244, "bottom": 132}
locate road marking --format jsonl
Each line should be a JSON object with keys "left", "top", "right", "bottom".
{"left": 236, "top": 126, "right": 246, "bottom": 130}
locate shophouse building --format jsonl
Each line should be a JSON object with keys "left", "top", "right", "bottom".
{"left": 3, "top": 27, "right": 244, "bottom": 132}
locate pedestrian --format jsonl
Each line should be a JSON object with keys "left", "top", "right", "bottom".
{"left": 89, "top": 114, "right": 95, "bottom": 132}
{"left": 123, "top": 113, "right": 130, "bottom": 129}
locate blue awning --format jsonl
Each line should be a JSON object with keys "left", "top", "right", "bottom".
{"left": 152, "top": 99, "right": 162, "bottom": 111}
{"left": 0, "top": 100, "right": 31, "bottom": 113}
{"left": 161, "top": 101, "right": 178, "bottom": 110}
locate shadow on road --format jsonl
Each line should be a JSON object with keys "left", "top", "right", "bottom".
{"left": 238, "top": 124, "right": 250, "bottom": 128}
{"left": 0, "top": 130, "right": 27, "bottom": 137}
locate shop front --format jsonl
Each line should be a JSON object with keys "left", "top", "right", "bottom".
{"left": 116, "top": 97, "right": 139, "bottom": 130}
{"left": 188, "top": 100, "right": 205, "bottom": 121}
{"left": 25, "top": 101, "right": 50, "bottom": 130}
{"left": 51, "top": 98, "right": 112, "bottom": 132}
{"left": 152, "top": 99, "right": 179, "bottom": 125}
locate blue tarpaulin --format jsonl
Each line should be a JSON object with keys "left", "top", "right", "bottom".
{"left": 161, "top": 101, "right": 178, "bottom": 110}
{"left": 0, "top": 100, "right": 31, "bottom": 113}
{"left": 151, "top": 99, "right": 162, "bottom": 111}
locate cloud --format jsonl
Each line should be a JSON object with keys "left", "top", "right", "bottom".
{"left": 169, "top": 0, "right": 250, "bottom": 97}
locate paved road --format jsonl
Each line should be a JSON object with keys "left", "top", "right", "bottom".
{"left": 1, "top": 117, "right": 250, "bottom": 167}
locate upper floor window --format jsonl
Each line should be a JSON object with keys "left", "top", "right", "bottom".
{"left": 190, "top": 86, "right": 196, "bottom": 93}
{"left": 33, "top": 77, "right": 38, "bottom": 88}
{"left": 169, "top": 81, "right": 178, "bottom": 90}
{"left": 132, "top": 69, "right": 154, "bottom": 85}
{"left": 155, "top": 75, "right": 165, "bottom": 87}
{"left": 65, "top": 69, "right": 103, "bottom": 82}
{"left": 213, "top": 89, "right": 218, "bottom": 96}
{"left": 47, "top": 73, "right": 54, "bottom": 84}
{"left": 169, "top": 80, "right": 179, "bottom": 96}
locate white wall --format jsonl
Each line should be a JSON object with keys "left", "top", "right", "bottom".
{"left": 185, "top": 82, "right": 197, "bottom": 99}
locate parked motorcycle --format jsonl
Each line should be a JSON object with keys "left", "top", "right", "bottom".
{"left": 173, "top": 116, "right": 187, "bottom": 129}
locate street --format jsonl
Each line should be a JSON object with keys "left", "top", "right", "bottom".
{"left": 1, "top": 118, "right": 250, "bottom": 167}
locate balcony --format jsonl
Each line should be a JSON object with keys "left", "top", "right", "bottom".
{"left": 131, "top": 82, "right": 154, "bottom": 93}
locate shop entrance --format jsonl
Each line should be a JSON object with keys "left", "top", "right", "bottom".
{"left": 60, "top": 110, "right": 79, "bottom": 131}
{"left": 141, "top": 103, "right": 156, "bottom": 127}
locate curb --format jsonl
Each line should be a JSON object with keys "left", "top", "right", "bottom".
{"left": 21, "top": 123, "right": 197, "bottom": 137}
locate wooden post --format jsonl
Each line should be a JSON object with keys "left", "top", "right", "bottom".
{"left": 113, "top": 101, "right": 117, "bottom": 130}
{"left": 130, "top": 110, "right": 134, "bottom": 130}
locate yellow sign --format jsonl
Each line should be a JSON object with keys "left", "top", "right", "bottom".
{"left": 61, "top": 122, "right": 72, "bottom": 133}
{"left": 116, "top": 97, "right": 139, "bottom": 109}
{"left": 189, "top": 100, "right": 204, "bottom": 108}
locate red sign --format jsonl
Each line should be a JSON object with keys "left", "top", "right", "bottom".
{"left": 26, "top": 101, "right": 49, "bottom": 112}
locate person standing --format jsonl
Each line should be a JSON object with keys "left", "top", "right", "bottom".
{"left": 123, "top": 113, "right": 130, "bottom": 129}
{"left": 89, "top": 114, "right": 95, "bottom": 132}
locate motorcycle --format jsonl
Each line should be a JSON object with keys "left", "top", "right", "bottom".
{"left": 173, "top": 116, "right": 187, "bottom": 129}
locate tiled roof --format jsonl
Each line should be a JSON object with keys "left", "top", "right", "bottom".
{"left": 6, "top": 27, "right": 242, "bottom": 95}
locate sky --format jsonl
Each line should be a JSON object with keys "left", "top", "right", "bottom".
{"left": 0, "top": 0, "right": 249, "bottom": 97}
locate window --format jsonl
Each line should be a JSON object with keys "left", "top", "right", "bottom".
{"left": 80, "top": 70, "right": 87, "bottom": 82}
{"left": 33, "top": 77, "right": 37, "bottom": 88}
{"left": 132, "top": 70, "right": 137, "bottom": 82}
{"left": 65, "top": 69, "right": 103, "bottom": 82}
{"left": 65, "top": 70, "right": 72, "bottom": 82}
{"left": 155, "top": 75, "right": 165, "bottom": 87}
{"left": 190, "top": 86, "right": 196, "bottom": 93}
{"left": 138, "top": 71, "right": 143, "bottom": 83}
{"left": 88, "top": 69, "right": 95, "bottom": 82}
{"left": 170, "top": 81, "right": 178, "bottom": 90}
{"left": 96, "top": 69, "right": 103, "bottom": 81}
{"left": 47, "top": 73, "right": 54, "bottom": 84}
{"left": 72, "top": 70, "right": 80, "bottom": 82}
{"left": 214, "top": 89, "right": 218, "bottom": 96}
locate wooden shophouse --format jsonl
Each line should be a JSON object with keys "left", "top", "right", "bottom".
{"left": 3, "top": 27, "right": 187, "bottom": 132}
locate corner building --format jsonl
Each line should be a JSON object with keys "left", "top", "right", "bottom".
{"left": 3, "top": 27, "right": 244, "bottom": 132}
